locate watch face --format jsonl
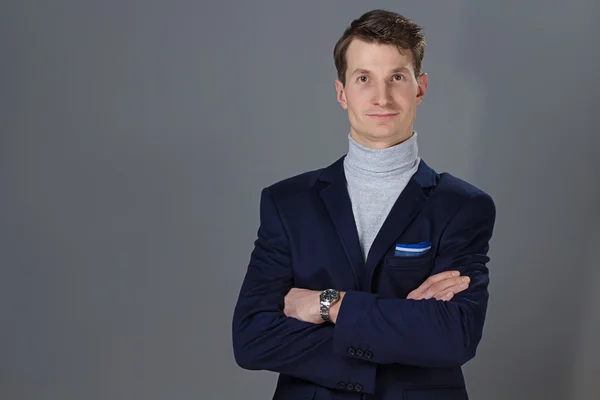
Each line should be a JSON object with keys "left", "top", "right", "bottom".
{"left": 321, "top": 289, "right": 339, "bottom": 303}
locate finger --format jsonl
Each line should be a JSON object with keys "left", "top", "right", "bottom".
{"left": 283, "top": 301, "right": 291, "bottom": 316}
{"left": 434, "top": 290, "right": 455, "bottom": 301}
{"left": 435, "top": 280, "right": 471, "bottom": 299}
{"left": 428, "top": 276, "right": 470, "bottom": 299}
{"left": 433, "top": 280, "right": 470, "bottom": 301}
{"left": 409, "top": 270, "right": 461, "bottom": 298}
{"left": 423, "top": 276, "right": 470, "bottom": 299}
{"left": 427, "top": 270, "right": 461, "bottom": 284}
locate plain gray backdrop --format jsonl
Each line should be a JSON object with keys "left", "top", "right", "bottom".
{"left": 2, "top": 1, "right": 599, "bottom": 399}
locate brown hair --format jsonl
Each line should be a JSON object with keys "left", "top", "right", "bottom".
{"left": 333, "top": 9, "right": 426, "bottom": 86}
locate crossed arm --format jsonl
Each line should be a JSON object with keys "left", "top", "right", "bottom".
{"left": 283, "top": 269, "right": 471, "bottom": 325}
{"left": 232, "top": 187, "right": 496, "bottom": 395}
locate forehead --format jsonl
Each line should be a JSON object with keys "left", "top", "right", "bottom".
{"left": 345, "top": 38, "right": 414, "bottom": 72}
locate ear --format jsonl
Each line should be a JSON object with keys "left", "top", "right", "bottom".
{"left": 334, "top": 80, "right": 348, "bottom": 110}
{"left": 416, "top": 73, "right": 428, "bottom": 106}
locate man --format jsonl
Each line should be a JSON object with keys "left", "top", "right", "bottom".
{"left": 232, "top": 9, "right": 496, "bottom": 400}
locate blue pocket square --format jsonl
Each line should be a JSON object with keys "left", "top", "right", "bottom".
{"left": 394, "top": 241, "right": 432, "bottom": 257}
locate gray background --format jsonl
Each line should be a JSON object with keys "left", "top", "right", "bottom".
{"left": 2, "top": 1, "right": 599, "bottom": 399}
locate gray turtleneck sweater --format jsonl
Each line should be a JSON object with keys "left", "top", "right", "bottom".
{"left": 343, "top": 132, "right": 420, "bottom": 261}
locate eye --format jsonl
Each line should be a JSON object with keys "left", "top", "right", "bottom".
{"left": 357, "top": 76, "right": 368, "bottom": 83}
{"left": 392, "top": 74, "right": 404, "bottom": 81}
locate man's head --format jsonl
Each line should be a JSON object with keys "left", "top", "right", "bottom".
{"left": 333, "top": 10, "right": 428, "bottom": 149}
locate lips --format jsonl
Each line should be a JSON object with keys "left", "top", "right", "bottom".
{"left": 367, "top": 113, "right": 398, "bottom": 119}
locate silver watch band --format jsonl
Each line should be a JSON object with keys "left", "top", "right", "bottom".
{"left": 320, "top": 302, "right": 332, "bottom": 322}
{"left": 320, "top": 289, "right": 340, "bottom": 322}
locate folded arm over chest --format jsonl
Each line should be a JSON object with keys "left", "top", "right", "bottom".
{"left": 333, "top": 191, "right": 496, "bottom": 367}
{"left": 232, "top": 187, "right": 377, "bottom": 394}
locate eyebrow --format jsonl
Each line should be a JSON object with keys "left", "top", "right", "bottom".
{"left": 351, "top": 66, "right": 410, "bottom": 76}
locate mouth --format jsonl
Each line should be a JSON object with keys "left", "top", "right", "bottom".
{"left": 367, "top": 113, "right": 399, "bottom": 120}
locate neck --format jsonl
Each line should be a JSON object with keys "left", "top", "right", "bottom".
{"left": 349, "top": 129, "right": 414, "bottom": 150}
{"left": 344, "top": 131, "right": 419, "bottom": 175}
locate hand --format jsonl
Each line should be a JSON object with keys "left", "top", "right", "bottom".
{"left": 407, "top": 271, "right": 470, "bottom": 301}
{"left": 283, "top": 288, "right": 324, "bottom": 324}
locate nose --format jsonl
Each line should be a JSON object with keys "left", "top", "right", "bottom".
{"left": 372, "top": 81, "right": 391, "bottom": 106}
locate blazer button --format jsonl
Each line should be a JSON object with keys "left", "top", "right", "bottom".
{"left": 346, "top": 383, "right": 354, "bottom": 391}
{"left": 364, "top": 350, "right": 373, "bottom": 359}
{"left": 338, "top": 381, "right": 346, "bottom": 389}
{"left": 356, "top": 349, "right": 364, "bottom": 357}
{"left": 347, "top": 347, "right": 356, "bottom": 356}
{"left": 354, "top": 383, "right": 363, "bottom": 392}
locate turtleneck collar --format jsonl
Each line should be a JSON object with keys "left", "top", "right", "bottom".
{"left": 344, "top": 131, "right": 420, "bottom": 178}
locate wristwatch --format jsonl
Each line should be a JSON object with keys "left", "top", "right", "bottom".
{"left": 319, "top": 289, "right": 340, "bottom": 322}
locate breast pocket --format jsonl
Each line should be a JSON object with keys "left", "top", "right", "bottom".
{"left": 376, "top": 253, "right": 435, "bottom": 298}
{"left": 385, "top": 251, "right": 434, "bottom": 268}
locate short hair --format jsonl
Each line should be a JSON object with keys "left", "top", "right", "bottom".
{"left": 333, "top": 9, "right": 426, "bottom": 86}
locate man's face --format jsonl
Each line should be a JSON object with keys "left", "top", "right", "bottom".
{"left": 335, "top": 39, "right": 428, "bottom": 149}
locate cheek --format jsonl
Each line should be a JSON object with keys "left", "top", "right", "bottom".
{"left": 352, "top": 89, "right": 374, "bottom": 106}
{"left": 347, "top": 85, "right": 371, "bottom": 101}
{"left": 345, "top": 97, "right": 367, "bottom": 117}
{"left": 392, "top": 86, "right": 417, "bottom": 106}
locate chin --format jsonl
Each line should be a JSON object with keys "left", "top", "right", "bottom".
{"left": 368, "top": 127, "right": 401, "bottom": 140}
{"left": 352, "top": 123, "right": 409, "bottom": 145}
{"left": 367, "top": 130, "right": 412, "bottom": 148}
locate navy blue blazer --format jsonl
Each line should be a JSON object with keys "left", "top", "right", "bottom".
{"left": 232, "top": 156, "right": 496, "bottom": 400}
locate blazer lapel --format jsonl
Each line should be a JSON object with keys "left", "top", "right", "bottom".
{"left": 318, "top": 156, "right": 363, "bottom": 287}
{"left": 365, "top": 159, "right": 438, "bottom": 278}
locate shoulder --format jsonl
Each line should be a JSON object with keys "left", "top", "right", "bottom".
{"left": 260, "top": 161, "right": 333, "bottom": 207}
{"left": 268, "top": 168, "right": 323, "bottom": 194}
{"left": 433, "top": 170, "right": 496, "bottom": 222}
{"left": 260, "top": 154, "right": 344, "bottom": 198}
{"left": 437, "top": 172, "right": 493, "bottom": 201}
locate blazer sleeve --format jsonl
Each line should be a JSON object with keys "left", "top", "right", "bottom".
{"left": 232, "top": 187, "right": 377, "bottom": 394}
{"left": 333, "top": 191, "right": 496, "bottom": 367}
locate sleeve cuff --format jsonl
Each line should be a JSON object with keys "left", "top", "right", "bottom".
{"left": 333, "top": 291, "right": 378, "bottom": 363}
